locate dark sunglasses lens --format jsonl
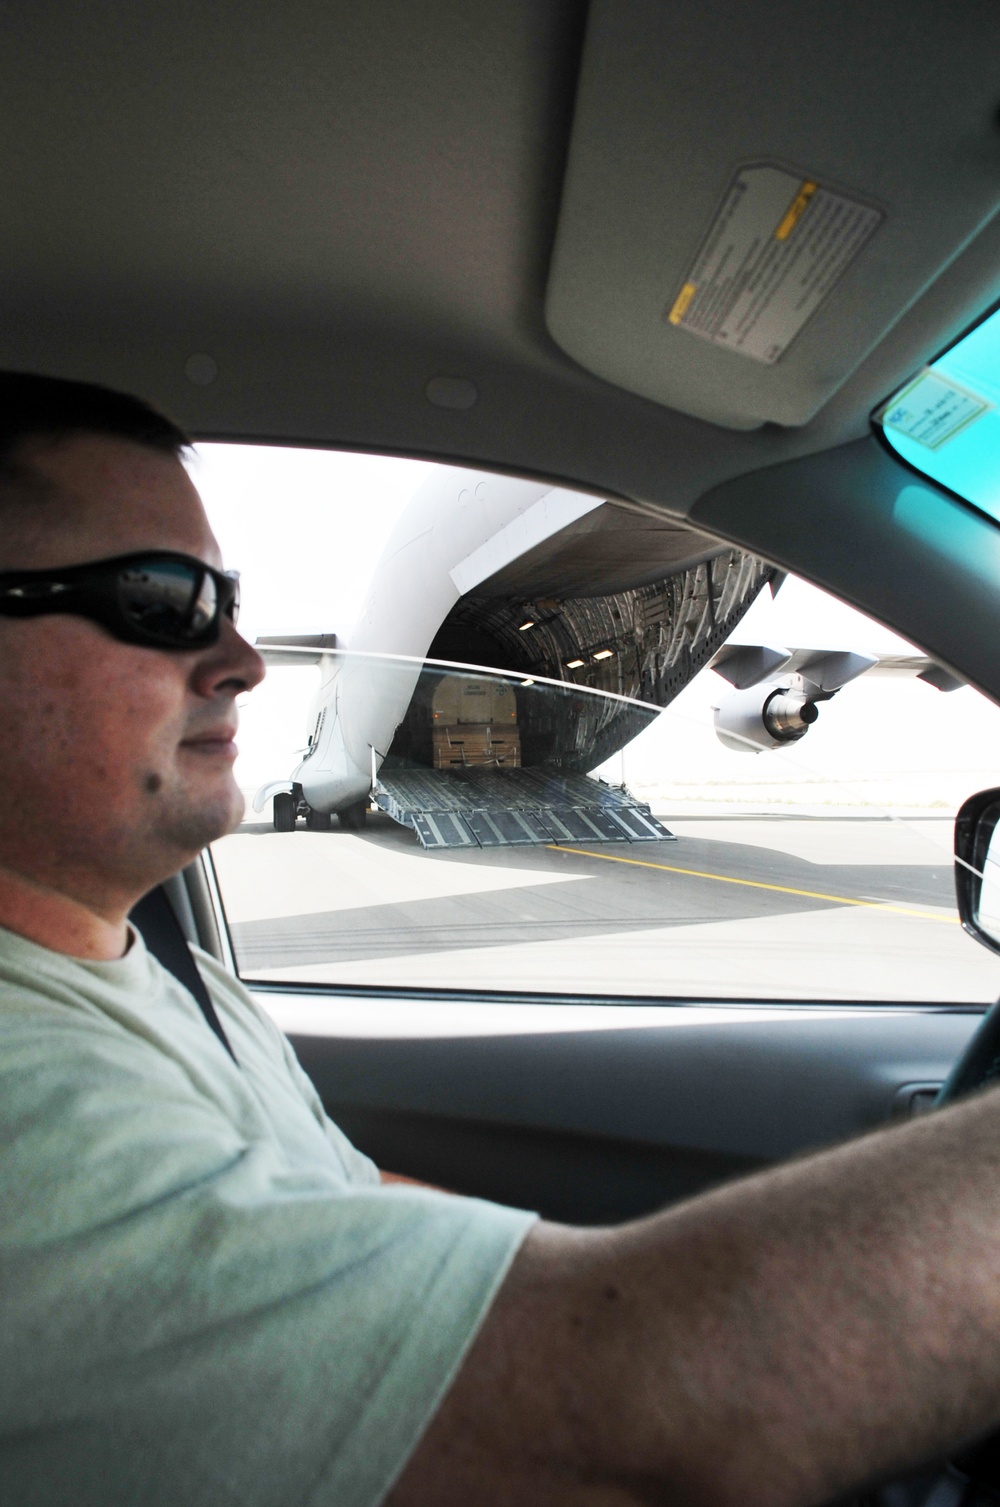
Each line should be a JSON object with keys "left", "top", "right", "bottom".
{"left": 227, "top": 574, "right": 240, "bottom": 625}
{"left": 117, "top": 561, "right": 216, "bottom": 642}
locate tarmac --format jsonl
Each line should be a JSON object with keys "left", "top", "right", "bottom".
{"left": 211, "top": 808, "right": 1000, "bottom": 1006}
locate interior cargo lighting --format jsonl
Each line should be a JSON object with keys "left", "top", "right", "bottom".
{"left": 518, "top": 620, "right": 535, "bottom": 631}
{"left": 593, "top": 648, "right": 615, "bottom": 660}
{"left": 566, "top": 658, "right": 585, "bottom": 669}
{"left": 521, "top": 678, "right": 535, "bottom": 686}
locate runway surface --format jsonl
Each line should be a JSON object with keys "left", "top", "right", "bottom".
{"left": 211, "top": 810, "right": 1000, "bottom": 1003}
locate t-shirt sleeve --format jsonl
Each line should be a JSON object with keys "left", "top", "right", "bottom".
{"left": 272, "top": 1022, "right": 382, "bottom": 1186}
{"left": 194, "top": 950, "right": 382, "bottom": 1187}
{"left": 0, "top": 1011, "right": 536, "bottom": 1507}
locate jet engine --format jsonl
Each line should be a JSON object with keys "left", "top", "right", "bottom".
{"left": 713, "top": 684, "right": 823, "bottom": 753}
{"left": 708, "top": 645, "right": 887, "bottom": 753}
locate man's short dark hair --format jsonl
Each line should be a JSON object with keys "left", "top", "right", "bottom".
{"left": 0, "top": 371, "right": 190, "bottom": 478}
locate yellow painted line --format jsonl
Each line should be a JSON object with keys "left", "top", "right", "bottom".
{"left": 546, "top": 845, "right": 959, "bottom": 925}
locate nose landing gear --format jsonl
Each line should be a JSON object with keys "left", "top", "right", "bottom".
{"left": 272, "top": 791, "right": 297, "bottom": 831}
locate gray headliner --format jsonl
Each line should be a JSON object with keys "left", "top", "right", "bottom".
{"left": 547, "top": 0, "right": 1000, "bottom": 430}
{"left": 4, "top": 2, "right": 1000, "bottom": 660}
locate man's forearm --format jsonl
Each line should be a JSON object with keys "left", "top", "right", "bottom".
{"left": 391, "top": 1084, "right": 1000, "bottom": 1507}
{"left": 576, "top": 1090, "right": 1000, "bottom": 1506}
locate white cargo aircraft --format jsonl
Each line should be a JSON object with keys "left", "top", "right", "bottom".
{"left": 254, "top": 467, "right": 616, "bottom": 830}
{"left": 252, "top": 466, "right": 958, "bottom": 846}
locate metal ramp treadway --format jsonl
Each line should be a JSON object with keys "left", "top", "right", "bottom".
{"left": 373, "top": 767, "right": 676, "bottom": 850}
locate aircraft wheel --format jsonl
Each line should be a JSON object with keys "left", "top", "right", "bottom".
{"left": 273, "top": 792, "right": 296, "bottom": 832}
{"left": 337, "top": 801, "right": 367, "bottom": 831}
{"left": 305, "top": 807, "right": 332, "bottom": 831}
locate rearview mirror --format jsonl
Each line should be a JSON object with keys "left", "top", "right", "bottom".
{"left": 955, "top": 787, "right": 1000, "bottom": 956}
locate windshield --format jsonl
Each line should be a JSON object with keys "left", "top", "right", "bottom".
{"left": 194, "top": 444, "right": 1000, "bottom": 1007}
{"left": 877, "top": 303, "right": 1000, "bottom": 520}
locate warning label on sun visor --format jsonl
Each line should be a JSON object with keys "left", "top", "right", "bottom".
{"left": 666, "top": 164, "right": 883, "bottom": 365}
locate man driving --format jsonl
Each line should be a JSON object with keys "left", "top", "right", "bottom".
{"left": 4, "top": 369, "right": 1000, "bottom": 1507}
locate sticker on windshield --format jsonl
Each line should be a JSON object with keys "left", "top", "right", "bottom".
{"left": 878, "top": 368, "right": 991, "bottom": 451}
{"left": 665, "top": 163, "right": 883, "bottom": 365}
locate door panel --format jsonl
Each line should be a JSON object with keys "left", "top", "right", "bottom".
{"left": 328, "top": 1104, "right": 765, "bottom": 1224}
{"left": 264, "top": 993, "right": 981, "bottom": 1222}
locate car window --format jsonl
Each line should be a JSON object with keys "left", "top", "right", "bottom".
{"left": 193, "top": 443, "right": 1000, "bottom": 1006}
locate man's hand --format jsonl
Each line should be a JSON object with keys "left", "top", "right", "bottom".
{"left": 389, "top": 1085, "right": 1000, "bottom": 1507}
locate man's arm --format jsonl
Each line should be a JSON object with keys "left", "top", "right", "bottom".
{"left": 389, "top": 1085, "right": 1000, "bottom": 1507}
{"left": 380, "top": 1170, "right": 449, "bottom": 1191}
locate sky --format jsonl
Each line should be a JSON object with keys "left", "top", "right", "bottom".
{"left": 187, "top": 443, "right": 435, "bottom": 646}
{"left": 188, "top": 443, "right": 1000, "bottom": 813}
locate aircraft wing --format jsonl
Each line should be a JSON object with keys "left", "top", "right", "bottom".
{"left": 858, "top": 654, "right": 965, "bottom": 692}
{"left": 709, "top": 643, "right": 964, "bottom": 693}
{"left": 255, "top": 633, "right": 338, "bottom": 666}
{"left": 708, "top": 643, "right": 965, "bottom": 753}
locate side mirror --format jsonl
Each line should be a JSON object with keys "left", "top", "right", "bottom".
{"left": 955, "top": 787, "right": 1000, "bottom": 957}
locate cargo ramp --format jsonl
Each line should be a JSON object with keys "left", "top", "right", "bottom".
{"left": 373, "top": 767, "right": 675, "bottom": 850}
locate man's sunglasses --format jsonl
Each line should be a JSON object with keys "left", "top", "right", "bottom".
{"left": 0, "top": 551, "right": 240, "bottom": 650}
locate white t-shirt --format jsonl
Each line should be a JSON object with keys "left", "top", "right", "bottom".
{"left": 0, "top": 923, "right": 535, "bottom": 1506}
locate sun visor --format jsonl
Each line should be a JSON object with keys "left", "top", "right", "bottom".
{"left": 545, "top": 0, "right": 1000, "bottom": 430}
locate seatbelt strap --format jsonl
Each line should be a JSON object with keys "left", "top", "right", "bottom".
{"left": 129, "top": 886, "right": 239, "bottom": 1065}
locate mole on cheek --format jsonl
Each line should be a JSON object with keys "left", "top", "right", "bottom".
{"left": 144, "top": 773, "right": 163, "bottom": 795}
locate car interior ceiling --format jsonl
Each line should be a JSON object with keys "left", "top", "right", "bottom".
{"left": 5, "top": 6, "right": 1000, "bottom": 551}
{"left": 11, "top": 0, "right": 1000, "bottom": 1294}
